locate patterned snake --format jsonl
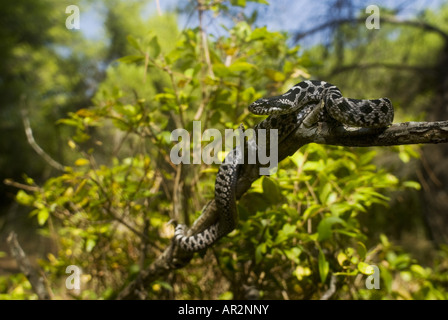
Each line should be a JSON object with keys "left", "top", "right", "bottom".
{"left": 174, "top": 80, "right": 394, "bottom": 251}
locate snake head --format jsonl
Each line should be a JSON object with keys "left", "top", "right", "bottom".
{"left": 248, "top": 98, "right": 270, "bottom": 115}
{"left": 249, "top": 97, "right": 295, "bottom": 115}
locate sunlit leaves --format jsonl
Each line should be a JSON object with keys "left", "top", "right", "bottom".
{"left": 219, "top": 141, "right": 427, "bottom": 298}
{"left": 294, "top": 265, "right": 311, "bottom": 281}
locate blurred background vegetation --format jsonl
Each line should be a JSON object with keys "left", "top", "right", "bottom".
{"left": 0, "top": 0, "right": 447, "bottom": 300}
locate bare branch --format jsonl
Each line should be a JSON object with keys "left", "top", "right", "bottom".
{"left": 7, "top": 232, "right": 52, "bottom": 300}
{"left": 320, "top": 274, "right": 338, "bottom": 300}
{"left": 313, "top": 121, "right": 448, "bottom": 147}
{"left": 4, "top": 178, "right": 40, "bottom": 192}
{"left": 330, "top": 63, "right": 435, "bottom": 77}
{"left": 21, "top": 109, "right": 66, "bottom": 172}
{"left": 155, "top": 0, "right": 162, "bottom": 16}
{"left": 294, "top": 16, "right": 448, "bottom": 43}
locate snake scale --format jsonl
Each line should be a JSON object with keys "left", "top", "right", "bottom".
{"left": 174, "top": 80, "right": 394, "bottom": 251}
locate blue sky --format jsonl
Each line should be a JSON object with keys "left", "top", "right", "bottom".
{"left": 80, "top": 0, "right": 446, "bottom": 46}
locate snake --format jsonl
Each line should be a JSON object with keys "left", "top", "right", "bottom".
{"left": 174, "top": 80, "right": 394, "bottom": 251}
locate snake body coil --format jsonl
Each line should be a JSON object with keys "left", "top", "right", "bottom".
{"left": 174, "top": 80, "right": 394, "bottom": 251}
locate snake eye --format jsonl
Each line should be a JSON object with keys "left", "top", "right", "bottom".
{"left": 248, "top": 98, "right": 270, "bottom": 114}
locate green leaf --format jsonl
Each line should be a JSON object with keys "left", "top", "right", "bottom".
{"left": 318, "top": 182, "right": 332, "bottom": 204}
{"left": 318, "top": 249, "right": 329, "bottom": 283}
{"left": 250, "top": 27, "right": 268, "bottom": 41}
{"left": 302, "top": 160, "right": 322, "bottom": 172}
{"left": 294, "top": 266, "right": 311, "bottom": 281}
{"left": 255, "top": 243, "right": 266, "bottom": 264}
{"left": 403, "top": 181, "right": 421, "bottom": 190}
{"left": 56, "top": 118, "right": 83, "bottom": 129}
{"left": 275, "top": 223, "right": 296, "bottom": 244}
{"left": 262, "top": 177, "right": 282, "bottom": 203}
{"left": 410, "top": 264, "right": 429, "bottom": 278}
{"left": 228, "top": 61, "right": 256, "bottom": 73}
{"left": 129, "top": 264, "right": 140, "bottom": 274}
{"left": 329, "top": 203, "right": 352, "bottom": 216}
{"left": 281, "top": 223, "right": 296, "bottom": 236}
{"left": 158, "top": 131, "right": 172, "bottom": 144}
{"left": 155, "top": 281, "right": 173, "bottom": 292}
{"left": 85, "top": 238, "right": 96, "bottom": 252}
{"left": 357, "top": 262, "right": 374, "bottom": 275}
{"left": 284, "top": 247, "right": 301, "bottom": 264}
{"left": 230, "top": 0, "right": 246, "bottom": 7}
{"left": 241, "top": 87, "right": 255, "bottom": 102}
{"left": 149, "top": 36, "right": 161, "bottom": 58}
{"left": 212, "top": 63, "right": 230, "bottom": 77}
{"left": 356, "top": 242, "right": 367, "bottom": 260}
{"left": 249, "top": 0, "right": 269, "bottom": 4}
{"left": 111, "top": 119, "right": 130, "bottom": 131}
{"left": 317, "top": 216, "right": 346, "bottom": 241}
{"left": 75, "top": 158, "right": 90, "bottom": 166}
{"left": 302, "top": 204, "right": 322, "bottom": 221}
{"left": 219, "top": 291, "right": 234, "bottom": 300}
{"left": 381, "top": 267, "right": 393, "bottom": 293}
{"left": 398, "top": 149, "right": 410, "bottom": 163}
{"left": 379, "top": 233, "right": 390, "bottom": 247}
{"left": 265, "top": 69, "right": 285, "bottom": 82}
{"left": 337, "top": 251, "right": 348, "bottom": 266}
{"left": 16, "top": 190, "right": 34, "bottom": 206}
{"left": 37, "top": 208, "right": 49, "bottom": 226}
{"left": 184, "top": 68, "right": 195, "bottom": 78}
{"left": 127, "top": 35, "right": 141, "bottom": 51}
{"left": 154, "top": 92, "right": 176, "bottom": 102}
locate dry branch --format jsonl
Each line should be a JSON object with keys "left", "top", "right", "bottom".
{"left": 294, "top": 16, "right": 448, "bottom": 42}
{"left": 21, "top": 109, "right": 66, "bottom": 172}
{"left": 7, "top": 232, "right": 51, "bottom": 300}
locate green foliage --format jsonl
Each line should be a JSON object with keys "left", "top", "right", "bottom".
{"left": 4, "top": 1, "right": 448, "bottom": 300}
{"left": 0, "top": 274, "right": 37, "bottom": 300}
{"left": 208, "top": 143, "right": 446, "bottom": 299}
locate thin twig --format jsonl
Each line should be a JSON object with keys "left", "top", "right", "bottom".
{"left": 320, "top": 274, "right": 338, "bottom": 300}
{"left": 4, "top": 179, "right": 40, "bottom": 192}
{"left": 194, "top": 0, "right": 214, "bottom": 121}
{"left": 172, "top": 164, "right": 184, "bottom": 223}
{"left": 21, "top": 109, "right": 66, "bottom": 172}
{"left": 156, "top": 0, "right": 162, "bottom": 16}
{"left": 294, "top": 16, "right": 448, "bottom": 42}
{"left": 198, "top": 0, "right": 215, "bottom": 79}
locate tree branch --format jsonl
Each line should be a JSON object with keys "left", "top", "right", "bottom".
{"left": 320, "top": 274, "right": 338, "bottom": 300}
{"left": 329, "top": 63, "right": 435, "bottom": 77}
{"left": 7, "top": 232, "right": 52, "bottom": 300}
{"left": 302, "top": 120, "right": 448, "bottom": 147}
{"left": 294, "top": 16, "right": 448, "bottom": 43}
{"left": 21, "top": 109, "right": 66, "bottom": 172}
